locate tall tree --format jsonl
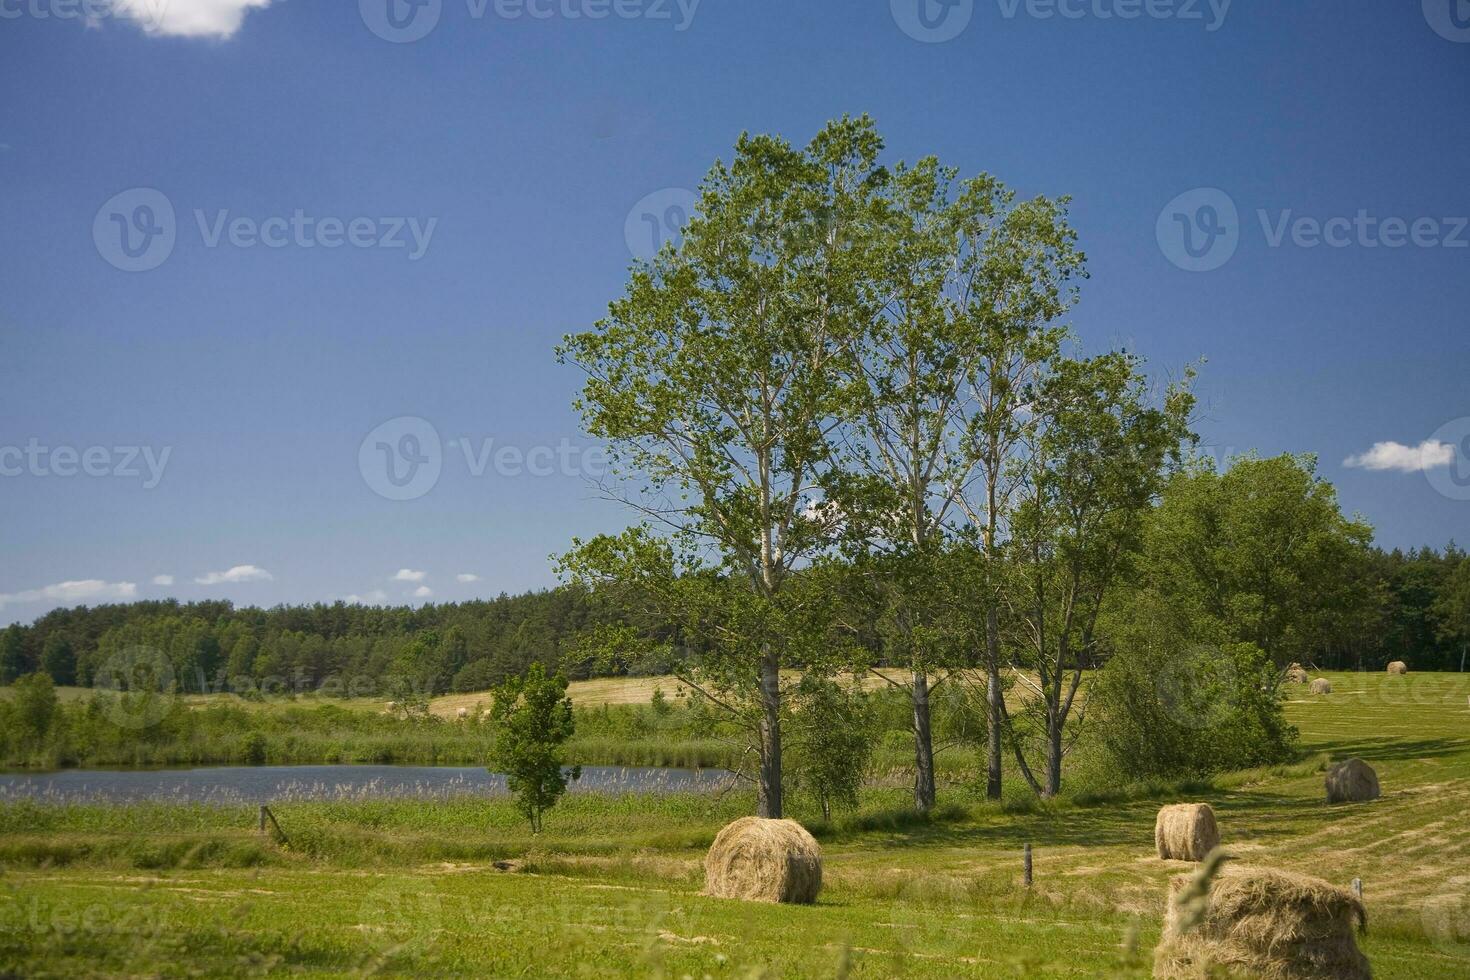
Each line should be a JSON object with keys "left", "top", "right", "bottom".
{"left": 1, "top": 625, "right": 29, "bottom": 685}
{"left": 1004, "top": 352, "right": 1194, "bottom": 797}
{"left": 1432, "top": 556, "right": 1470, "bottom": 666}
{"left": 839, "top": 159, "right": 1085, "bottom": 809}
{"left": 558, "top": 118, "right": 883, "bottom": 817}
{"left": 1137, "top": 453, "right": 1376, "bottom": 669}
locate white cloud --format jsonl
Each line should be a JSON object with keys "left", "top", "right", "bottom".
{"left": 0, "top": 579, "right": 137, "bottom": 609}
{"left": 152, "top": 574, "right": 175, "bottom": 586}
{"left": 412, "top": 585, "right": 433, "bottom": 598}
{"left": 195, "top": 564, "right": 273, "bottom": 585}
{"left": 393, "top": 569, "right": 427, "bottom": 582}
{"left": 1343, "top": 440, "right": 1456, "bottom": 473}
{"left": 456, "top": 573, "right": 480, "bottom": 583}
{"left": 110, "top": 0, "right": 274, "bottom": 40}
{"left": 341, "top": 590, "right": 388, "bottom": 605}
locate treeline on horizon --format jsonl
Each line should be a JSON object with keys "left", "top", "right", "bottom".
{"left": 3, "top": 538, "right": 1467, "bottom": 697}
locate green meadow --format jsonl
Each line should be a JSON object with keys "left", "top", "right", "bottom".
{"left": 2, "top": 671, "right": 1469, "bottom": 977}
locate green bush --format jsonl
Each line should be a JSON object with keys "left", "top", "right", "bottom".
{"left": 1089, "top": 607, "right": 1297, "bottom": 781}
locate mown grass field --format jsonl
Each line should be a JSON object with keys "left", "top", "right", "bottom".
{"left": 4, "top": 671, "right": 1470, "bottom": 977}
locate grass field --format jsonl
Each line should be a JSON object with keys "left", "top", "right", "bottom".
{"left": 4, "top": 671, "right": 1470, "bottom": 977}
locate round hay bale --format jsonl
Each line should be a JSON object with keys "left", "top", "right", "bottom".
{"left": 1285, "top": 665, "right": 1310, "bottom": 685}
{"left": 704, "top": 816, "right": 822, "bottom": 904}
{"left": 1386, "top": 661, "right": 1408, "bottom": 675}
{"left": 1155, "top": 804, "right": 1221, "bottom": 863}
{"left": 1154, "top": 865, "right": 1369, "bottom": 980}
{"left": 1309, "top": 678, "right": 1332, "bottom": 695}
{"left": 1326, "top": 758, "right": 1380, "bottom": 804}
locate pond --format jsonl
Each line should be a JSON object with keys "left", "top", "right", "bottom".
{"left": 0, "top": 765, "right": 734, "bottom": 805}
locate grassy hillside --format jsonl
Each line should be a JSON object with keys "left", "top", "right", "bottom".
{"left": 2, "top": 671, "right": 1468, "bottom": 976}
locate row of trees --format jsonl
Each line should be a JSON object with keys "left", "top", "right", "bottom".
{"left": 556, "top": 116, "right": 1194, "bottom": 816}
{"left": 4, "top": 525, "right": 1461, "bottom": 698}
{"left": 5, "top": 119, "right": 1466, "bottom": 819}
{"left": 555, "top": 117, "right": 1468, "bottom": 816}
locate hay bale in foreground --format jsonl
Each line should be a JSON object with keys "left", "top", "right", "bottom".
{"left": 1309, "top": 678, "right": 1332, "bottom": 695}
{"left": 1326, "top": 758, "right": 1380, "bottom": 804}
{"left": 704, "top": 816, "right": 822, "bottom": 904}
{"left": 1156, "top": 804, "right": 1221, "bottom": 862}
{"left": 1285, "top": 664, "right": 1310, "bottom": 684}
{"left": 1154, "top": 865, "right": 1369, "bottom": 980}
{"left": 1386, "top": 661, "right": 1408, "bottom": 675}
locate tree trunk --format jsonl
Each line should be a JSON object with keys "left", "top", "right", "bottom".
{"left": 757, "top": 649, "right": 783, "bottom": 818}
{"left": 1043, "top": 707, "right": 1063, "bottom": 798}
{"left": 985, "top": 606, "right": 1003, "bottom": 800}
{"left": 912, "top": 669, "right": 936, "bottom": 813}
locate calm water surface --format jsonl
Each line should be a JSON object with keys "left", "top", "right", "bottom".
{"left": 0, "top": 765, "right": 732, "bottom": 804}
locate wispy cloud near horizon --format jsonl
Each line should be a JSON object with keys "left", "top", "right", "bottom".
{"left": 195, "top": 564, "right": 273, "bottom": 585}
{"left": 0, "top": 579, "right": 137, "bottom": 609}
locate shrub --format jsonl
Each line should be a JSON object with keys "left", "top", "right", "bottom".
{"left": 1090, "top": 606, "right": 1296, "bottom": 782}
{"left": 787, "top": 677, "right": 875, "bottom": 820}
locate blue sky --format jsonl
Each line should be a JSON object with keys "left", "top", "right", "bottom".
{"left": 1, "top": 0, "right": 1466, "bottom": 623}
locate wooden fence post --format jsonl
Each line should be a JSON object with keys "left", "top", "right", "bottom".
{"left": 1351, "top": 878, "right": 1363, "bottom": 901}
{"left": 1023, "top": 843, "right": 1033, "bottom": 887}
{"left": 258, "top": 805, "right": 289, "bottom": 846}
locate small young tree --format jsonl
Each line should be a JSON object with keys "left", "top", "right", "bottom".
{"left": 488, "top": 662, "right": 580, "bottom": 833}
{"left": 788, "top": 675, "right": 875, "bottom": 821}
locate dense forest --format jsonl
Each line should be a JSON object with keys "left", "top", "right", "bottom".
{"left": 0, "top": 588, "right": 626, "bottom": 698}
{"left": 2, "top": 540, "right": 1466, "bottom": 699}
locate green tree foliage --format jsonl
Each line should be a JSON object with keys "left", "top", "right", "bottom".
{"left": 1089, "top": 599, "right": 1296, "bottom": 781}
{"left": 488, "top": 662, "right": 580, "bottom": 832}
{"left": 41, "top": 634, "right": 76, "bottom": 687}
{"left": 1432, "top": 557, "right": 1470, "bottom": 660}
{"left": 558, "top": 117, "right": 888, "bottom": 818}
{"left": 1135, "top": 453, "right": 1376, "bottom": 669}
{"left": 1002, "top": 352, "right": 1195, "bottom": 797}
{"left": 836, "top": 156, "right": 1085, "bottom": 811}
{"left": 0, "top": 625, "right": 27, "bottom": 684}
{"left": 787, "top": 676, "right": 875, "bottom": 820}
{"left": 6, "top": 672, "right": 59, "bottom": 745}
